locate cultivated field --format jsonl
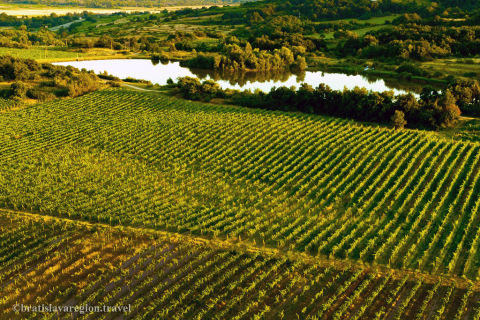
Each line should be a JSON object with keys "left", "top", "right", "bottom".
{"left": 1, "top": 0, "right": 480, "bottom": 316}
{"left": 1, "top": 89, "right": 480, "bottom": 285}
{"left": 1, "top": 210, "right": 479, "bottom": 320}
{"left": 0, "top": 5, "right": 225, "bottom": 17}
{"left": 0, "top": 97, "right": 21, "bottom": 111}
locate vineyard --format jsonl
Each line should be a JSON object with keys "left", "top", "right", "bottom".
{"left": 1, "top": 88, "right": 480, "bottom": 317}
{"left": 0, "top": 98, "right": 22, "bottom": 111}
{"left": 1, "top": 210, "right": 479, "bottom": 320}
{"left": 1, "top": 90, "right": 480, "bottom": 279}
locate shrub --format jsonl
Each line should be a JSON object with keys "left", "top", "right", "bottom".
{"left": 27, "top": 88, "right": 55, "bottom": 101}
{"left": 396, "top": 63, "right": 427, "bottom": 77}
{"left": 10, "top": 81, "right": 28, "bottom": 99}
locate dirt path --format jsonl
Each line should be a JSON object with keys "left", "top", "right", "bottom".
{"left": 50, "top": 18, "right": 84, "bottom": 31}
{"left": 122, "top": 83, "right": 157, "bottom": 92}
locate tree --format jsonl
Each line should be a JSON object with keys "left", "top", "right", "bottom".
{"left": 395, "top": 93, "right": 419, "bottom": 114}
{"left": 420, "top": 86, "right": 440, "bottom": 105}
{"left": 391, "top": 110, "right": 407, "bottom": 129}
{"left": 437, "top": 89, "right": 461, "bottom": 128}
{"left": 447, "top": 79, "right": 480, "bottom": 116}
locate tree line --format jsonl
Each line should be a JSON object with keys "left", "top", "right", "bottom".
{"left": 0, "top": 55, "right": 102, "bottom": 101}
{"left": 172, "top": 76, "right": 464, "bottom": 130}
{"left": 183, "top": 42, "right": 306, "bottom": 72}
{"left": 208, "top": 0, "right": 480, "bottom": 26}
{"left": 0, "top": 27, "right": 63, "bottom": 48}
{"left": 0, "top": 12, "right": 92, "bottom": 29}
{"left": 337, "top": 24, "right": 480, "bottom": 61}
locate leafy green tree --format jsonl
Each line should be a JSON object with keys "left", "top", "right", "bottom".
{"left": 437, "top": 89, "right": 461, "bottom": 128}
{"left": 391, "top": 110, "right": 407, "bottom": 129}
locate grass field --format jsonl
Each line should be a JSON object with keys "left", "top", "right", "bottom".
{"left": 315, "top": 15, "right": 399, "bottom": 26}
{"left": 323, "top": 24, "right": 392, "bottom": 39}
{"left": 1, "top": 89, "right": 480, "bottom": 285}
{"left": 317, "top": 14, "right": 397, "bottom": 39}
{"left": 440, "top": 118, "right": 480, "bottom": 143}
{"left": 422, "top": 58, "right": 480, "bottom": 79}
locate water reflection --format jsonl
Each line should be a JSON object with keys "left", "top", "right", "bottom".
{"left": 53, "top": 59, "right": 424, "bottom": 95}
{"left": 190, "top": 68, "right": 306, "bottom": 88}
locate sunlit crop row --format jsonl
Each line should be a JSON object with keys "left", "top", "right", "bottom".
{"left": 1, "top": 90, "right": 480, "bottom": 280}
{"left": 1, "top": 212, "right": 478, "bottom": 320}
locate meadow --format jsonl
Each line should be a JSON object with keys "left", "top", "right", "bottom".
{"left": 1, "top": 89, "right": 480, "bottom": 284}
{"left": 316, "top": 15, "right": 397, "bottom": 39}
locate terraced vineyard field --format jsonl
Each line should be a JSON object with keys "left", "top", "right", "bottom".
{"left": 1, "top": 89, "right": 480, "bottom": 281}
{"left": 1, "top": 210, "right": 480, "bottom": 320}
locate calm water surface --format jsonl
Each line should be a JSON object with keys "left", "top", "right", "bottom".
{"left": 54, "top": 59, "right": 416, "bottom": 95}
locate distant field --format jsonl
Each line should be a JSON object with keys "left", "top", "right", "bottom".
{"left": 0, "top": 46, "right": 131, "bottom": 62}
{"left": 353, "top": 24, "right": 392, "bottom": 36}
{"left": 315, "top": 15, "right": 399, "bottom": 25}
{"left": 66, "top": 9, "right": 234, "bottom": 39}
{"left": 323, "top": 24, "right": 392, "bottom": 39}
{"left": 0, "top": 4, "right": 230, "bottom": 16}
{"left": 0, "top": 47, "right": 84, "bottom": 60}
{"left": 422, "top": 58, "right": 480, "bottom": 80}
{"left": 318, "top": 15, "right": 397, "bottom": 39}
{"left": 1, "top": 89, "right": 480, "bottom": 284}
